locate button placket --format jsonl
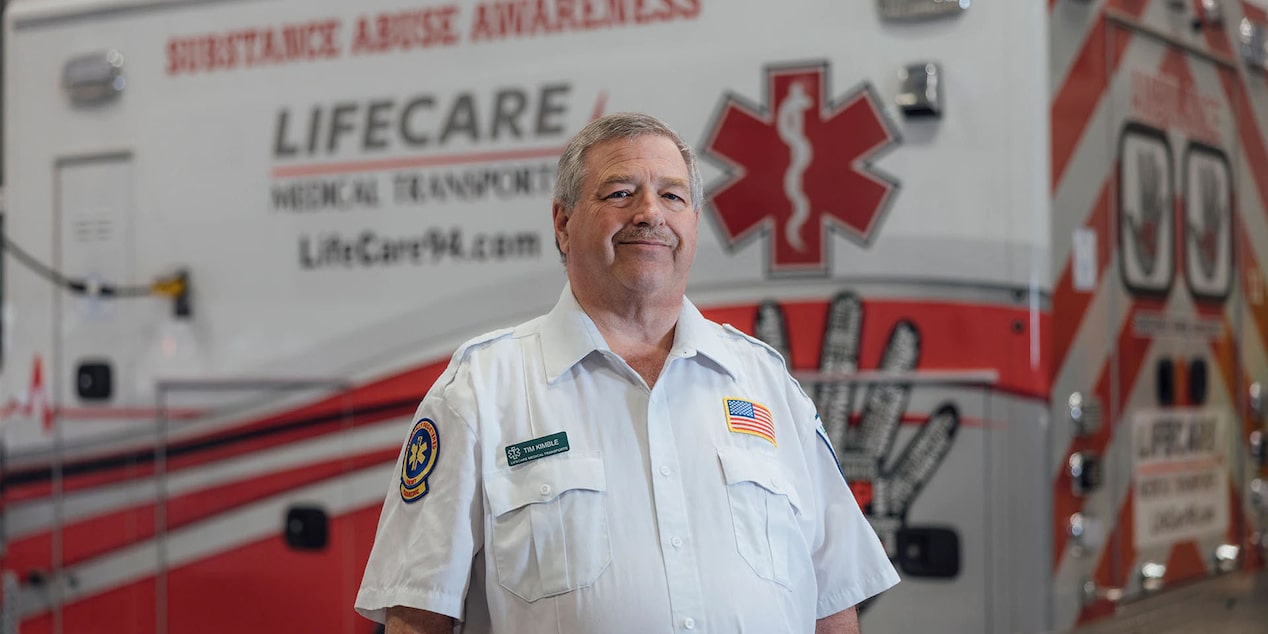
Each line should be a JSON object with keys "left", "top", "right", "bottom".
{"left": 646, "top": 384, "right": 705, "bottom": 633}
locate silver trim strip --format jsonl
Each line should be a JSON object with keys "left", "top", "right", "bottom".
{"left": 12, "top": 0, "right": 269, "bottom": 31}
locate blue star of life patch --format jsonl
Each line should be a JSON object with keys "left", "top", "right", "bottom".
{"left": 400, "top": 418, "right": 439, "bottom": 503}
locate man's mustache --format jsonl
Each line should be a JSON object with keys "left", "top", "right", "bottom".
{"left": 614, "top": 227, "right": 679, "bottom": 247}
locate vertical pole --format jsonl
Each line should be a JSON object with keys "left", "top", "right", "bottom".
{"left": 155, "top": 385, "right": 168, "bottom": 634}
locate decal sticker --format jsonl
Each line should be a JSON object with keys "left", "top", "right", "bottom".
{"left": 753, "top": 292, "right": 961, "bottom": 572}
{"left": 1132, "top": 409, "right": 1229, "bottom": 548}
{"left": 703, "top": 61, "right": 901, "bottom": 275}
{"left": 400, "top": 418, "right": 440, "bottom": 503}
{"left": 1182, "top": 142, "right": 1233, "bottom": 302}
{"left": 1118, "top": 123, "right": 1175, "bottom": 296}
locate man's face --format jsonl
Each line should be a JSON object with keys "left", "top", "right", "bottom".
{"left": 554, "top": 134, "right": 698, "bottom": 302}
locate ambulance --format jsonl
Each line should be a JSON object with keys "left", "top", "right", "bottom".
{"left": 2, "top": 0, "right": 1266, "bottom": 632}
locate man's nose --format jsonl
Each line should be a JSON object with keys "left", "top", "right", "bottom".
{"left": 632, "top": 192, "right": 666, "bottom": 226}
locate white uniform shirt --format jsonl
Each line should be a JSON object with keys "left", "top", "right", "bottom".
{"left": 356, "top": 285, "right": 899, "bottom": 632}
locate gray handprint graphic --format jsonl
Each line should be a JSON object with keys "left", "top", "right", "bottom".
{"left": 757, "top": 292, "right": 960, "bottom": 565}
{"left": 1125, "top": 149, "right": 1166, "bottom": 277}
{"left": 1189, "top": 164, "right": 1225, "bottom": 280}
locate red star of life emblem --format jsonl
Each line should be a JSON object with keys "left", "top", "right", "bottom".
{"left": 702, "top": 62, "right": 901, "bottom": 274}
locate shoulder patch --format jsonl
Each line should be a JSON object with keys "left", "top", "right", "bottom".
{"left": 400, "top": 418, "right": 440, "bottom": 503}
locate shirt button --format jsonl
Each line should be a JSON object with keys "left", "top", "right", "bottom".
{"left": 671, "top": 537, "right": 683, "bottom": 549}
{"left": 539, "top": 484, "right": 552, "bottom": 496}
{"left": 659, "top": 465, "right": 672, "bottom": 477}
{"left": 683, "top": 617, "right": 696, "bottom": 630}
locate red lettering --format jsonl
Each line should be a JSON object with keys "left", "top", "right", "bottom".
{"left": 260, "top": 30, "right": 282, "bottom": 63}
{"left": 352, "top": 17, "right": 377, "bottom": 54}
{"left": 467, "top": 0, "right": 700, "bottom": 44}
{"left": 582, "top": 0, "right": 605, "bottom": 28}
{"left": 318, "top": 20, "right": 341, "bottom": 58}
{"left": 166, "top": 39, "right": 182, "bottom": 75}
{"left": 281, "top": 25, "right": 306, "bottom": 59}
{"left": 554, "top": 0, "right": 579, "bottom": 29}
{"left": 163, "top": 18, "right": 343, "bottom": 76}
{"left": 635, "top": 0, "right": 654, "bottom": 24}
{"left": 241, "top": 31, "right": 260, "bottom": 66}
{"left": 470, "top": 5, "right": 493, "bottom": 41}
{"left": 375, "top": 14, "right": 393, "bottom": 51}
{"left": 215, "top": 35, "right": 235, "bottom": 69}
{"left": 506, "top": 2, "right": 527, "bottom": 35}
{"left": 352, "top": 8, "right": 459, "bottom": 55}
{"left": 530, "top": 0, "right": 555, "bottom": 33}
{"left": 198, "top": 36, "right": 215, "bottom": 69}
{"left": 436, "top": 7, "right": 461, "bottom": 46}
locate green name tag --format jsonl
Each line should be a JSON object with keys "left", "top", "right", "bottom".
{"left": 505, "top": 432, "right": 570, "bottom": 467}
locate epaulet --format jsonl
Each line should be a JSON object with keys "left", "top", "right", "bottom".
{"left": 433, "top": 327, "right": 516, "bottom": 391}
{"left": 449, "top": 327, "right": 515, "bottom": 364}
{"left": 721, "top": 322, "right": 789, "bottom": 366}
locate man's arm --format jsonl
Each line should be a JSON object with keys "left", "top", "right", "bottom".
{"left": 815, "top": 606, "right": 860, "bottom": 634}
{"left": 385, "top": 605, "right": 454, "bottom": 634}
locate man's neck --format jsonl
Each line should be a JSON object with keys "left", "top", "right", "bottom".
{"left": 571, "top": 285, "right": 683, "bottom": 388}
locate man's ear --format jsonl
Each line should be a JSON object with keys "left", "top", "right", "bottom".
{"left": 552, "top": 200, "right": 571, "bottom": 255}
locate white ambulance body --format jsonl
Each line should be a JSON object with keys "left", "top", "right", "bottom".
{"left": 1, "top": 0, "right": 1265, "bottom": 632}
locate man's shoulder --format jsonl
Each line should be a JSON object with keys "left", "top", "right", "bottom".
{"left": 429, "top": 322, "right": 529, "bottom": 403}
{"left": 715, "top": 321, "right": 791, "bottom": 369}
{"left": 449, "top": 314, "right": 547, "bottom": 365}
{"left": 441, "top": 312, "right": 555, "bottom": 370}
{"left": 452, "top": 327, "right": 518, "bottom": 358}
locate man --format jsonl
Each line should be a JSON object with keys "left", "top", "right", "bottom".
{"left": 355, "top": 113, "right": 899, "bottom": 633}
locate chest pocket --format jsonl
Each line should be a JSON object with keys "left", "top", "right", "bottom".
{"left": 484, "top": 454, "right": 611, "bottom": 602}
{"left": 718, "top": 446, "right": 804, "bottom": 590}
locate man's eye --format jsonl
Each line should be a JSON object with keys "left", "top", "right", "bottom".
{"left": 663, "top": 193, "right": 684, "bottom": 202}
{"left": 605, "top": 191, "right": 631, "bottom": 199}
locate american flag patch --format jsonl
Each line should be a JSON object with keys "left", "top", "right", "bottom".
{"left": 724, "top": 398, "right": 776, "bottom": 446}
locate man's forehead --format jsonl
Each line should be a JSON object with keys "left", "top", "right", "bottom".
{"left": 584, "top": 134, "right": 688, "bottom": 178}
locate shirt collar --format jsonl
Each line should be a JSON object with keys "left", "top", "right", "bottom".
{"left": 539, "top": 284, "right": 611, "bottom": 382}
{"left": 671, "top": 296, "right": 740, "bottom": 380}
{"left": 538, "top": 283, "right": 740, "bottom": 382}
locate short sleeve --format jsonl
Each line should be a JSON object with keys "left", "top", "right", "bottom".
{"left": 354, "top": 383, "right": 482, "bottom": 624}
{"left": 795, "top": 387, "right": 901, "bottom": 618}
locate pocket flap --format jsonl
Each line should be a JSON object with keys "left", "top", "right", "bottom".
{"left": 485, "top": 455, "right": 606, "bottom": 517}
{"left": 717, "top": 446, "right": 803, "bottom": 513}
